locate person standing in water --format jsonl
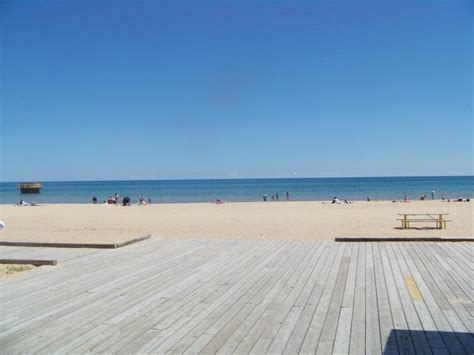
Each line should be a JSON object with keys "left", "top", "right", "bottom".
{"left": 431, "top": 190, "right": 435, "bottom": 200}
{"left": 286, "top": 192, "right": 289, "bottom": 200}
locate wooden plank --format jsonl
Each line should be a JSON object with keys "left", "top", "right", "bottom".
{"left": 216, "top": 242, "right": 327, "bottom": 355}
{"left": 398, "top": 243, "right": 467, "bottom": 353}
{"left": 415, "top": 243, "right": 471, "bottom": 308}
{"left": 55, "top": 239, "right": 254, "bottom": 352}
{"left": 137, "top": 241, "right": 303, "bottom": 353}
{"left": 170, "top": 242, "right": 311, "bottom": 354}
{"left": 335, "top": 237, "right": 473, "bottom": 242}
{"left": 371, "top": 243, "right": 398, "bottom": 354}
{"left": 2, "top": 239, "right": 473, "bottom": 354}
{"left": 378, "top": 243, "right": 416, "bottom": 354}
{"left": 252, "top": 244, "right": 321, "bottom": 341}
{"left": 115, "top": 234, "right": 151, "bottom": 248}
{"left": 0, "top": 236, "right": 169, "bottom": 301}
{"left": 299, "top": 243, "right": 347, "bottom": 353}
{"left": 0, "top": 259, "right": 57, "bottom": 266}
{"left": 0, "top": 241, "right": 115, "bottom": 249}
{"left": 425, "top": 243, "right": 473, "bottom": 301}
{"left": 349, "top": 243, "right": 366, "bottom": 355}
{"left": 0, "top": 241, "right": 193, "bottom": 324}
{"left": 87, "top": 240, "right": 275, "bottom": 353}
{"left": 332, "top": 243, "right": 358, "bottom": 354}
{"left": 458, "top": 243, "right": 474, "bottom": 258}
{"left": 0, "top": 234, "right": 151, "bottom": 249}
{"left": 0, "top": 239, "right": 228, "bottom": 349}
{"left": 279, "top": 244, "right": 342, "bottom": 354}
{"left": 278, "top": 243, "right": 341, "bottom": 354}
{"left": 384, "top": 243, "right": 433, "bottom": 354}
{"left": 15, "top": 239, "right": 260, "bottom": 354}
{"left": 437, "top": 243, "right": 472, "bottom": 280}
{"left": 365, "top": 243, "right": 382, "bottom": 354}
{"left": 265, "top": 306, "right": 304, "bottom": 354}
{"left": 107, "top": 241, "right": 282, "bottom": 354}
{"left": 249, "top": 337, "right": 272, "bottom": 355}
{"left": 315, "top": 247, "right": 351, "bottom": 354}
{"left": 446, "top": 242, "right": 472, "bottom": 262}
{"left": 409, "top": 243, "right": 474, "bottom": 337}
{"left": 332, "top": 307, "right": 353, "bottom": 354}
{"left": 0, "top": 237, "right": 206, "bottom": 312}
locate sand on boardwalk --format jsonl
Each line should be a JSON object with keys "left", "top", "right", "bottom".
{"left": 0, "top": 201, "right": 472, "bottom": 244}
{"left": 0, "top": 264, "right": 35, "bottom": 281}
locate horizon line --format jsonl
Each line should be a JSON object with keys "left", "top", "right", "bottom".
{"left": 1, "top": 174, "right": 473, "bottom": 184}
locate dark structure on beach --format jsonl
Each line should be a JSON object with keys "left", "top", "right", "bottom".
{"left": 18, "top": 182, "right": 42, "bottom": 194}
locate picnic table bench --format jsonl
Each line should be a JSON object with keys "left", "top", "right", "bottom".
{"left": 397, "top": 213, "right": 450, "bottom": 229}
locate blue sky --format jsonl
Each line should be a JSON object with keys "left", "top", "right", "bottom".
{"left": 1, "top": 0, "right": 472, "bottom": 181}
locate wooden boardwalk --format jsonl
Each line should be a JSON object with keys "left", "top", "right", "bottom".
{"left": 0, "top": 238, "right": 472, "bottom": 354}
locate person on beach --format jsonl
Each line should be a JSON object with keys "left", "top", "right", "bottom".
{"left": 286, "top": 192, "right": 289, "bottom": 200}
{"left": 139, "top": 195, "right": 146, "bottom": 205}
{"left": 92, "top": 196, "right": 97, "bottom": 204}
{"left": 366, "top": 197, "right": 371, "bottom": 201}
{"left": 403, "top": 195, "right": 409, "bottom": 202}
{"left": 148, "top": 198, "right": 151, "bottom": 204}
{"left": 431, "top": 190, "right": 435, "bottom": 200}
{"left": 122, "top": 197, "right": 131, "bottom": 206}
{"left": 114, "top": 193, "right": 120, "bottom": 205}
{"left": 276, "top": 192, "right": 279, "bottom": 201}
{"left": 332, "top": 197, "right": 339, "bottom": 204}
{"left": 262, "top": 194, "right": 267, "bottom": 202}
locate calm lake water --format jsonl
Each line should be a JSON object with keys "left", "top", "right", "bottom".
{"left": 0, "top": 176, "right": 472, "bottom": 204}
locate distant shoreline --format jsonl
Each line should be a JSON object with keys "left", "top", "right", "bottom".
{"left": 1, "top": 176, "right": 472, "bottom": 205}
{"left": 2, "top": 199, "right": 472, "bottom": 207}
{"left": 1, "top": 175, "right": 473, "bottom": 184}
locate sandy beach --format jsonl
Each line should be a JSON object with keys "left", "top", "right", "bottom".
{"left": 0, "top": 200, "right": 472, "bottom": 243}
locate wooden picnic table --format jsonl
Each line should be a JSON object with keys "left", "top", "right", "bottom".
{"left": 397, "top": 213, "right": 450, "bottom": 229}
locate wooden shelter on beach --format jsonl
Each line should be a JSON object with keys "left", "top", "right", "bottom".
{"left": 18, "top": 182, "right": 42, "bottom": 194}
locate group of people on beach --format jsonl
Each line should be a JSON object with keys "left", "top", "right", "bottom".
{"left": 15, "top": 200, "right": 38, "bottom": 206}
{"left": 92, "top": 193, "right": 151, "bottom": 206}
{"left": 319, "top": 190, "right": 471, "bottom": 204}
{"left": 262, "top": 192, "right": 290, "bottom": 202}
{"left": 397, "top": 190, "right": 470, "bottom": 203}
{"left": 87, "top": 189, "right": 469, "bottom": 206}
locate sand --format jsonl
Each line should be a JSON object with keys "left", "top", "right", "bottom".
{"left": 0, "top": 201, "right": 472, "bottom": 244}
{"left": 0, "top": 264, "right": 35, "bottom": 281}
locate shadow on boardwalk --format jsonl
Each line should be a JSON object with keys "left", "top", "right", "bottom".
{"left": 383, "top": 329, "right": 474, "bottom": 354}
